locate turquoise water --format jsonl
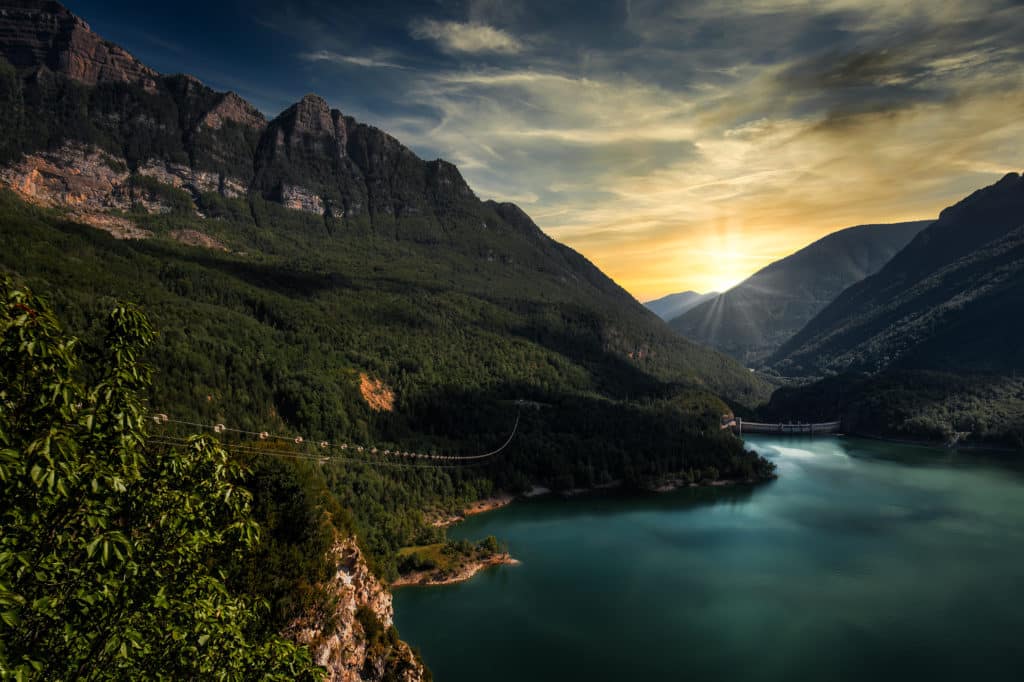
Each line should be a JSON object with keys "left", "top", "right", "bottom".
{"left": 392, "top": 437, "right": 1024, "bottom": 681}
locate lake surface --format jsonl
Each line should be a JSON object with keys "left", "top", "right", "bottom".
{"left": 393, "top": 437, "right": 1024, "bottom": 681}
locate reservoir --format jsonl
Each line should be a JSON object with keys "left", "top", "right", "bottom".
{"left": 393, "top": 436, "right": 1024, "bottom": 681}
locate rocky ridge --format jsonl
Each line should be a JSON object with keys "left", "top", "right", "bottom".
{"left": 0, "top": 2, "right": 481, "bottom": 241}
{"left": 0, "top": 0, "right": 158, "bottom": 90}
{"left": 0, "top": 141, "right": 240, "bottom": 242}
{"left": 286, "top": 536, "right": 425, "bottom": 682}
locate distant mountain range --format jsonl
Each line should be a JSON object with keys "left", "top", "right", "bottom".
{"left": 668, "top": 221, "right": 930, "bottom": 365}
{"left": 772, "top": 172, "right": 1024, "bottom": 377}
{"left": 643, "top": 290, "right": 717, "bottom": 321}
{"left": 763, "top": 173, "right": 1024, "bottom": 447}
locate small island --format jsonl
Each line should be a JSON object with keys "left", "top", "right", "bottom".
{"left": 392, "top": 537, "right": 519, "bottom": 587}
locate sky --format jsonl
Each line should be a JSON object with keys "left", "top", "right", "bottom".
{"left": 66, "top": 0, "right": 1024, "bottom": 300}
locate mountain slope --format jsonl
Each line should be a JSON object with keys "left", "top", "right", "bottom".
{"left": 644, "top": 290, "right": 717, "bottom": 321}
{"left": 772, "top": 172, "right": 1024, "bottom": 376}
{"left": 669, "top": 220, "right": 930, "bottom": 364}
{"left": 0, "top": 3, "right": 781, "bottom": 675}
{"left": 0, "top": 1, "right": 770, "bottom": 407}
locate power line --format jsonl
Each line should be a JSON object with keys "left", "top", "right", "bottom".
{"left": 147, "top": 407, "right": 519, "bottom": 468}
{"left": 147, "top": 436, "right": 486, "bottom": 470}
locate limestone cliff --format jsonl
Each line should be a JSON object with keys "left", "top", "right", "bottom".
{"left": 0, "top": 1, "right": 482, "bottom": 239}
{"left": 286, "top": 536, "right": 426, "bottom": 682}
{"left": 0, "top": 142, "right": 240, "bottom": 243}
{"left": 0, "top": 0, "right": 158, "bottom": 90}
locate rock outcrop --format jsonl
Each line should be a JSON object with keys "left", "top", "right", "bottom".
{"left": 0, "top": 142, "right": 243, "bottom": 244}
{"left": 286, "top": 536, "right": 425, "bottom": 682}
{"left": 137, "top": 158, "right": 247, "bottom": 199}
{"left": 201, "top": 91, "right": 266, "bottom": 131}
{"left": 0, "top": 1, "right": 158, "bottom": 90}
{"left": 0, "top": 1, "right": 487, "bottom": 240}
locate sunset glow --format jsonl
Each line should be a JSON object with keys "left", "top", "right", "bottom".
{"left": 68, "top": 0, "right": 1024, "bottom": 299}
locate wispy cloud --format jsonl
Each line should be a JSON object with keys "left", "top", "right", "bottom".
{"left": 410, "top": 19, "right": 523, "bottom": 54}
{"left": 248, "top": 0, "right": 1024, "bottom": 298}
{"left": 299, "top": 49, "right": 407, "bottom": 70}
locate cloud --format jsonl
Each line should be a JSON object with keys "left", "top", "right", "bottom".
{"left": 410, "top": 19, "right": 523, "bottom": 54}
{"left": 263, "top": 0, "right": 1024, "bottom": 298}
{"left": 299, "top": 49, "right": 407, "bottom": 69}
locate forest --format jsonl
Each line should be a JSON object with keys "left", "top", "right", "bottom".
{"left": 0, "top": 183, "right": 776, "bottom": 666}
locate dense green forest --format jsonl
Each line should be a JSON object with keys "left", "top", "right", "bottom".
{"left": 0, "top": 280, "right": 322, "bottom": 680}
{"left": 0, "top": 187, "right": 775, "bottom": 625}
{"left": 761, "top": 370, "right": 1024, "bottom": 449}
{"left": 0, "top": 18, "right": 775, "bottom": 670}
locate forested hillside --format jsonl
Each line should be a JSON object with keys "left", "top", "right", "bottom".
{"left": 762, "top": 173, "right": 1024, "bottom": 448}
{"left": 670, "top": 221, "right": 929, "bottom": 365}
{"left": 772, "top": 173, "right": 1024, "bottom": 376}
{"left": 0, "top": 4, "right": 780, "bottom": 677}
{"left": 0, "top": 0, "right": 782, "bottom": 652}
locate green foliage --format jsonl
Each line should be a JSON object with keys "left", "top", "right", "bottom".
{"left": 0, "top": 279, "right": 321, "bottom": 680}
{"left": 394, "top": 537, "right": 510, "bottom": 583}
{"left": 0, "top": 186, "right": 776, "bottom": 581}
{"left": 762, "top": 370, "right": 1024, "bottom": 448}
{"left": 127, "top": 174, "right": 194, "bottom": 214}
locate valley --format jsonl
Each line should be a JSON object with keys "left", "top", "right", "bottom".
{"left": 1, "top": 1, "right": 1022, "bottom": 680}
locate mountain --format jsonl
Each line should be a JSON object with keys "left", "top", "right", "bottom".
{"left": 0, "top": 6, "right": 779, "bottom": 673}
{"left": 772, "top": 173, "right": 1024, "bottom": 377}
{"left": 760, "top": 174, "right": 1024, "bottom": 448}
{"left": 0, "top": 1, "right": 769, "bottom": 403}
{"left": 668, "top": 221, "right": 930, "bottom": 365}
{"left": 644, "top": 290, "right": 717, "bottom": 321}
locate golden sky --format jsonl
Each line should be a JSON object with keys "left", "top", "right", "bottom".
{"left": 102, "top": 0, "right": 1024, "bottom": 300}
{"left": 350, "top": 0, "right": 1024, "bottom": 300}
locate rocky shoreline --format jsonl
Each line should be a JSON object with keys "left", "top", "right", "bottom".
{"left": 429, "top": 494, "right": 516, "bottom": 528}
{"left": 391, "top": 553, "right": 521, "bottom": 588}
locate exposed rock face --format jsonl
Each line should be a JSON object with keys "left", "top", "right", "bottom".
{"left": 254, "top": 94, "right": 367, "bottom": 218}
{"left": 286, "top": 536, "right": 425, "bottom": 682}
{"left": 0, "top": 142, "right": 247, "bottom": 211}
{"left": 201, "top": 91, "right": 266, "bottom": 131}
{"left": 137, "top": 159, "right": 247, "bottom": 199}
{"left": 0, "top": 2, "right": 486, "bottom": 238}
{"left": 280, "top": 184, "right": 325, "bottom": 214}
{"left": 0, "top": 142, "right": 128, "bottom": 208}
{"left": 0, "top": 142, "right": 245, "bottom": 246}
{"left": 0, "top": 1, "right": 158, "bottom": 90}
{"left": 0, "top": 142, "right": 150, "bottom": 237}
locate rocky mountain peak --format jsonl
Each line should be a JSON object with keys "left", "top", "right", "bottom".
{"left": 0, "top": 0, "right": 158, "bottom": 90}
{"left": 270, "top": 93, "right": 347, "bottom": 146}
{"left": 288, "top": 93, "right": 335, "bottom": 129}
{"left": 426, "top": 158, "right": 475, "bottom": 200}
{"left": 202, "top": 91, "right": 267, "bottom": 131}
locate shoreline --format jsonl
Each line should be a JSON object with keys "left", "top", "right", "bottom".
{"left": 444, "top": 474, "right": 773, "bottom": 521}
{"left": 746, "top": 429, "right": 1021, "bottom": 454}
{"left": 847, "top": 430, "right": 1021, "bottom": 454}
{"left": 391, "top": 553, "right": 520, "bottom": 588}
{"left": 429, "top": 494, "right": 517, "bottom": 528}
{"left": 642, "top": 475, "right": 773, "bottom": 493}
{"left": 399, "top": 475, "right": 772, "bottom": 589}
